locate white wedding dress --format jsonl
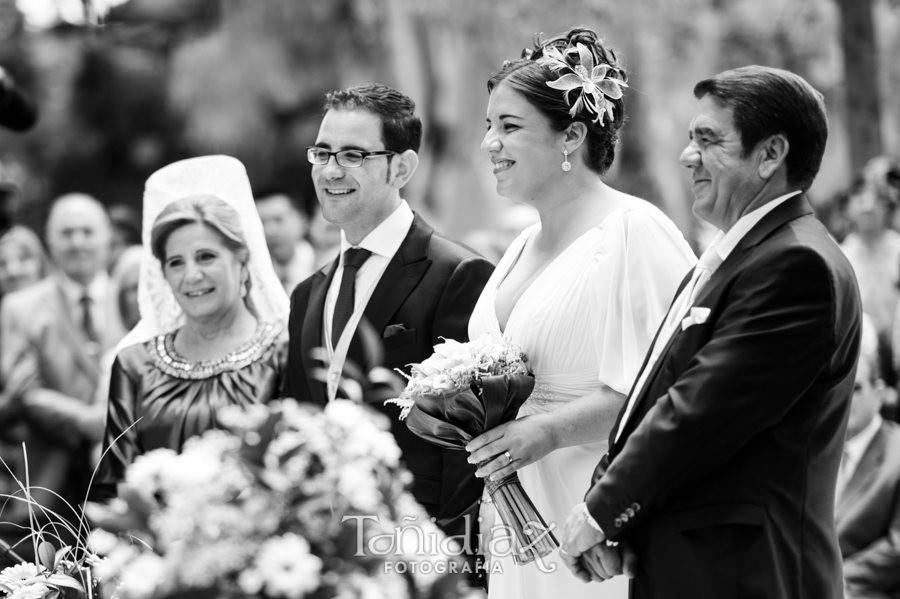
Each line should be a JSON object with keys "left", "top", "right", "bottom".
{"left": 468, "top": 200, "right": 696, "bottom": 599}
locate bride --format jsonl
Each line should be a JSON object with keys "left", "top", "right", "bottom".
{"left": 465, "top": 27, "right": 696, "bottom": 597}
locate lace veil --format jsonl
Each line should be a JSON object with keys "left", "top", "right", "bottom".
{"left": 118, "top": 155, "right": 290, "bottom": 351}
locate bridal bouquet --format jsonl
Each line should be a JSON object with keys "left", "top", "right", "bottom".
{"left": 85, "top": 400, "right": 470, "bottom": 599}
{"left": 388, "top": 333, "right": 558, "bottom": 565}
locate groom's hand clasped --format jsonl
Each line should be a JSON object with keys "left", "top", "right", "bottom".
{"left": 561, "top": 502, "right": 638, "bottom": 583}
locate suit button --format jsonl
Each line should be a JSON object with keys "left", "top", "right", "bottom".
{"left": 614, "top": 518, "right": 623, "bottom": 528}
{"left": 631, "top": 502, "right": 640, "bottom": 512}
{"left": 330, "top": 372, "right": 339, "bottom": 381}
{"left": 625, "top": 508, "right": 635, "bottom": 518}
{"left": 620, "top": 513, "right": 629, "bottom": 523}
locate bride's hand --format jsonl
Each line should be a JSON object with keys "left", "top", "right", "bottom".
{"left": 465, "top": 415, "right": 556, "bottom": 481}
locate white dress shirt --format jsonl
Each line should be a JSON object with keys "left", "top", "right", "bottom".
{"left": 323, "top": 200, "right": 414, "bottom": 354}
{"left": 616, "top": 190, "right": 801, "bottom": 442}
{"left": 840, "top": 413, "right": 883, "bottom": 494}
{"left": 56, "top": 270, "right": 109, "bottom": 343}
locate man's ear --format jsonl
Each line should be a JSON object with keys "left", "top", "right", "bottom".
{"left": 390, "top": 150, "right": 419, "bottom": 188}
{"left": 757, "top": 134, "right": 789, "bottom": 180}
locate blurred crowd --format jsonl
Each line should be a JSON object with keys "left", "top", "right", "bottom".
{"left": 1, "top": 153, "right": 899, "bottom": 596}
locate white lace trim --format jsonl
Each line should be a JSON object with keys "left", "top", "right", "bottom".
{"left": 118, "top": 156, "right": 290, "bottom": 352}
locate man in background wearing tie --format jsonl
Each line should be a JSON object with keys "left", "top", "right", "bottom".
{"left": 282, "top": 84, "right": 493, "bottom": 574}
{"left": 561, "top": 66, "right": 862, "bottom": 598}
{"left": 836, "top": 327, "right": 900, "bottom": 599}
{"left": 0, "top": 193, "right": 126, "bottom": 553}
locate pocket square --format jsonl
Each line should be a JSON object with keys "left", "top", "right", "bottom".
{"left": 681, "top": 307, "right": 711, "bottom": 331}
{"left": 383, "top": 323, "right": 407, "bottom": 338}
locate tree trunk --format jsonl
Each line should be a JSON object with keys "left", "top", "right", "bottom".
{"left": 836, "top": 0, "right": 882, "bottom": 173}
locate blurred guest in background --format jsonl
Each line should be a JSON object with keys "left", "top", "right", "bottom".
{"left": 254, "top": 187, "right": 315, "bottom": 295}
{"left": 0, "top": 226, "right": 49, "bottom": 297}
{"left": 0, "top": 225, "right": 50, "bottom": 560}
{"left": 837, "top": 334, "right": 900, "bottom": 599}
{"left": 0, "top": 193, "right": 126, "bottom": 547}
{"left": 96, "top": 156, "right": 289, "bottom": 499}
{"left": 841, "top": 157, "right": 900, "bottom": 386}
{"left": 107, "top": 204, "right": 142, "bottom": 272}
{"left": 460, "top": 203, "right": 539, "bottom": 265}
{"left": 87, "top": 245, "right": 145, "bottom": 460}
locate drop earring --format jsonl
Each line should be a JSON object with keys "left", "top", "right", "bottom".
{"left": 561, "top": 148, "right": 571, "bottom": 172}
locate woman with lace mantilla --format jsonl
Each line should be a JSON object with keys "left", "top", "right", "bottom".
{"left": 96, "top": 157, "right": 290, "bottom": 498}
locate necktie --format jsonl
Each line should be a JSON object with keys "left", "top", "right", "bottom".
{"left": 80, "top": 293, "right": 98, "bottom": 343}
{"left": 615, "top": 245, "right": 723, "bottom": 444}
{"left": 683, "top": 246, "right": 724, "bottom": 308}
{"left": 332, "top": 248, "right": 372, "bottom": 344}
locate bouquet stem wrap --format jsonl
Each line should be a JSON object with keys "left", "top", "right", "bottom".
{"left": 396, "top": 370, "right": 559, "bottom": 566}
{"left": 482, "top": 469, "right": 558, "bottom": 565}
{"left": 479, "top": 376, "right": 557, "bottom": 565}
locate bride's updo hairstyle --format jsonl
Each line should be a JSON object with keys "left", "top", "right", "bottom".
{"left": 488, "top": 26, "right": 627, "bottom": 176}
{"left": 150, "top": 195, "right": 252, "bottom": 297}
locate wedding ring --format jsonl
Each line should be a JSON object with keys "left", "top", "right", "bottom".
{"left": 504, "top": 451, "right": 513, "bottom": 465}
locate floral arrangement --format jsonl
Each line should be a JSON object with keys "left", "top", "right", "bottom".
{"left": 389, "top": 334, "right": 529, "bottom": 414}
{"left": 1, "top": 456, "right": 100, "bottom": 599}
{"left": 81, "top": 400, "right": 472, "bottom": 599}
{"left": 535, "top": 42, "right": 627, "bottom": 126}
{"left": 387, "top": 334, "right": 558, "bottom": 566}
{"left": 0, "top": 544, "right": 95, "bottom": 599}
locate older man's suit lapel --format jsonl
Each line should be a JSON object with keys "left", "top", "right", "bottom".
{"left": 612, "top": 195, "right": 815, "bottom": 452}
{"left": 299, "top": 260, "right": 339, "bottom": 406}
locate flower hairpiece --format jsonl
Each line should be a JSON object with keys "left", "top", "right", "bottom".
{"left": 535, "top": 42, "right": 627, "bottom": 126}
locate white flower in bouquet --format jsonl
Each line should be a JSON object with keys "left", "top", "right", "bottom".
{"left": 7, "top": 583, "right": 50, "bottom": 599}
{"left": 87, "top": 529, "right": 120, "bottom": 556}
{"left": 326, "top": 400, "right": 401, "bottom": 467}
{"left": 254, "top": 533, "right": 322, "bottom": 599}
{"left": 170, "top": 538, "right": 249, "bottom": 588}
{"left": 389, "top": 332, "right": 529, "bottom": 418}
{"left": 337, "top": 460, "right": 382, "bottom": 512}
{"left": 92, "top": 544, "right": 139, "bottom": 583}
{"left": 115, "top": 552, "right": 168, "bottom": 599}
{"left": 123, "top": 447, "right": 178, "bottom": 497}
{"left": 0, "top": 563, "right": 44, "bottom": 589}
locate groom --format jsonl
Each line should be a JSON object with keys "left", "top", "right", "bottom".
{"left": 561, "top": 66, "right": 861, "bottom": 598}
{"left": 282, "top": 84, "right": 493, "bottom": 562}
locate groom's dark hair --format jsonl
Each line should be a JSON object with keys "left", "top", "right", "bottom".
{"left": 324, "top": 83, "right": 422, "bottom": 154}
{"left": 694, "top": 66, "right": 828, "bottom": 192}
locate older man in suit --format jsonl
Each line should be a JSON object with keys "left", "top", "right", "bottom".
{"left": 560, "top": 66, "right": 862, "bottom": 598}
{"left": 837, "top": 348, "right": 900, "bottom": 599}
{"left": 0, "top": 194, "right": 126, "bottom": 550}
{"left": 282, "top": 84, "right": 493, "bottom": 564}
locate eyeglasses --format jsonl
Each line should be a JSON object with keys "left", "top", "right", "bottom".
{"left": 307, "top": 147, "right": 395, "bottom": 168}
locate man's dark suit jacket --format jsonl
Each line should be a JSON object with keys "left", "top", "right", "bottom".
{"left": 585, "top": 195, "right": 862, "bottom": 599}
{"left": 282, "top": 213, "right": 494, "bottom": 540}
{"left": 837, "top": 419, "right": 900, "bottom": 599}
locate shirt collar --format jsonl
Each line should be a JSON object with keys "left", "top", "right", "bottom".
{"left": 339, "top": 200, "right": 414, "bottom": 260}
{"left": 707, "top": 191, "right": 802, "bottom": 263}
{"left": 846, "top": 413, "right": 882, "bottom": 464}
{"left": 56, "top": 270, "right": 108, "bottom": 305}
